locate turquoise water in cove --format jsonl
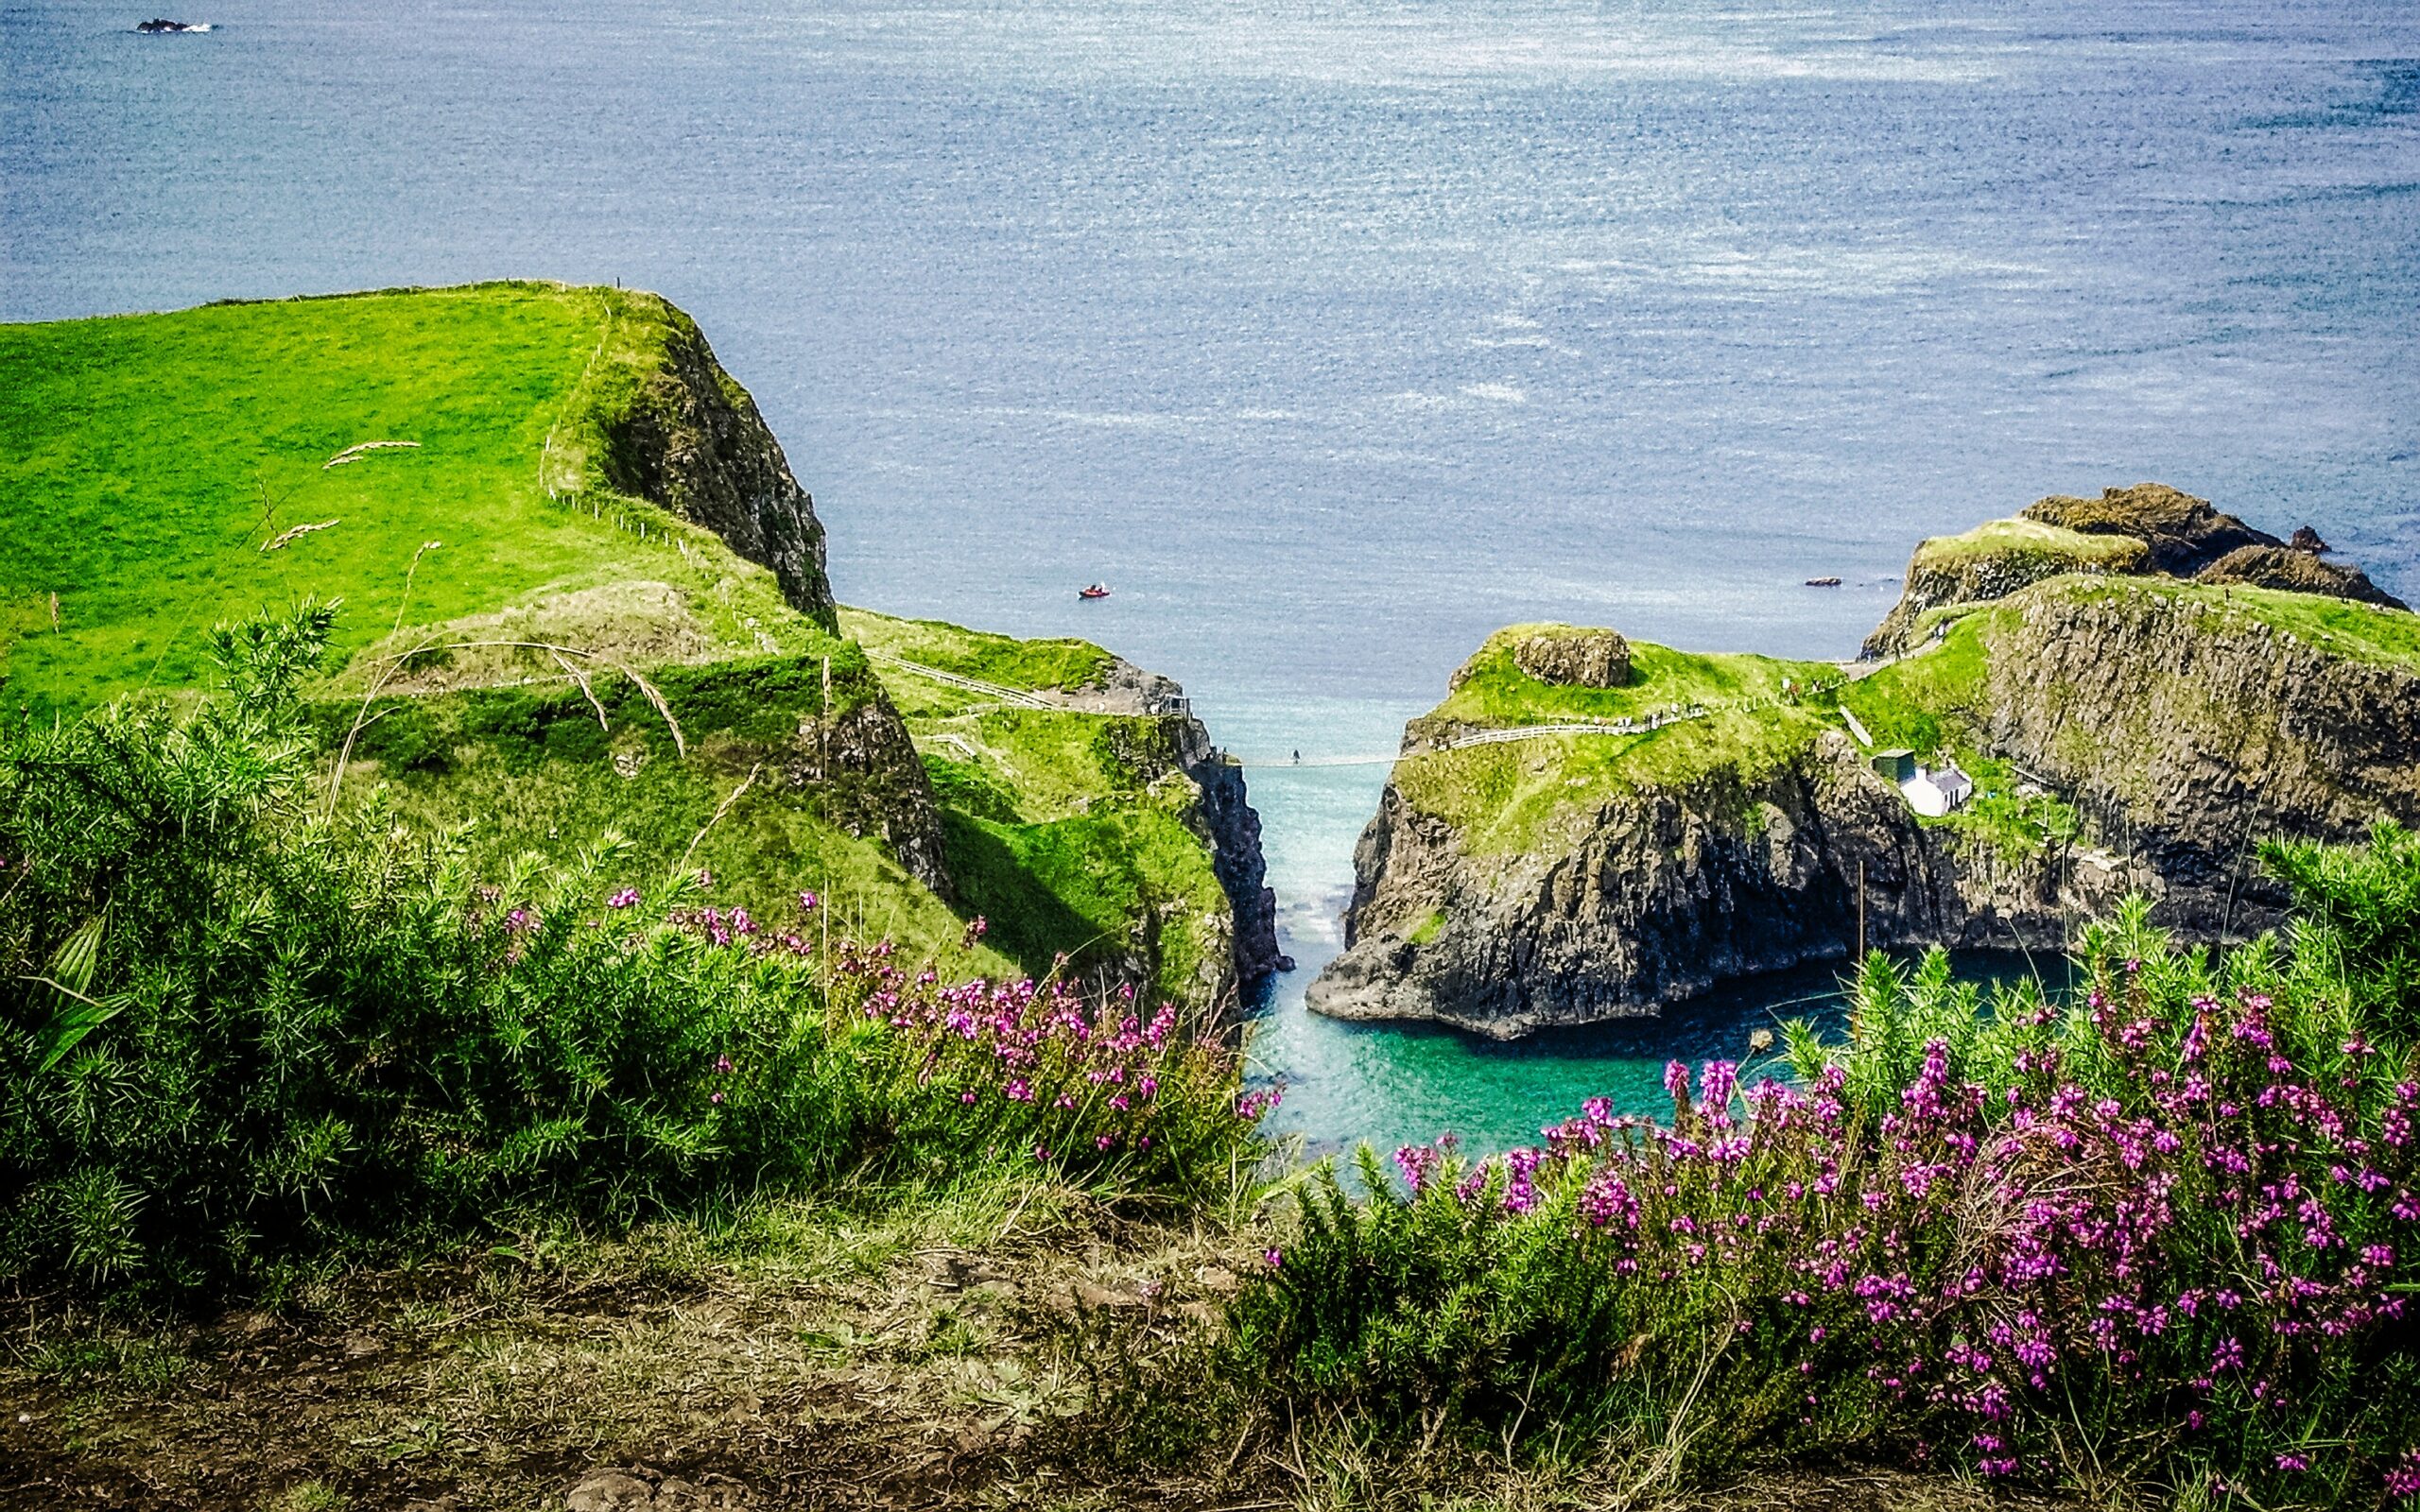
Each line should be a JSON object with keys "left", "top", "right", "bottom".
{"left": 7, "top": 0, "right": 2417, "bottom": 1154}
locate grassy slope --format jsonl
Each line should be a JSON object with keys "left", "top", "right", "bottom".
{"left": 840, "top": 607, "right": 1115, "bottom": 695}
{"left": 321, "top": 651, "right": 1016, "bottom": 978}
{"left": 1, "top": 285, "right": 1245, "bottom": 1000}
{"left": 0, "top": 285, "right": 1000, "bottom": 975}
{"left": 0, "top": 283, "right": 816, "bottom": 710}
{"left": 1393, "top": 625, "right": 1838, "bottom": 855}
{"left": 841, "top": 607, "right": 1230, "bottom": 1003}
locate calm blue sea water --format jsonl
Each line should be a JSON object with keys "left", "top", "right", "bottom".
{"left": 7, "top": 0, "right": 2417, "bottom": 1153}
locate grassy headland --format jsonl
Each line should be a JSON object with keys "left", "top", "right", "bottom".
{"left": 1, "top": 284, "right": 1254, "bottom": 1006}
{"left": 0, "top": 282, "right": 821, "bottom": 712}
{"left": 1390, "top": 624, "right": 1839, "bottom": 854}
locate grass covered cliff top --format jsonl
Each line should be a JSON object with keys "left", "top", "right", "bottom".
{"left": 1910, "top": 513, "right": 2149, "bottom": 570}
{"left": 3, "top": 284, "right": 1248, "bottom": 1007}
{"left": 839, "top": 606, "right": 1115, "bottom": 696}
{"left": 0, "top": 281, "right": 817, "bottom": 712}
{"left": 842, "top": 607, "right": 1234, "bottom": 1005}
{"left": 1393, "top": 624, "right": 1840, "bottom": 853}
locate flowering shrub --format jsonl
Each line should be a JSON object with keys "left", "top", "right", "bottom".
{"left": 0, "top": 609, "right": 1264, "bottom": 1296}
{"left": 1232, "top": 835, "right": 2420, "bottom": 1504}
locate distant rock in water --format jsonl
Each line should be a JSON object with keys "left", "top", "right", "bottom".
{"left": 1498, "top": 627, "right": 1633, "bottom": 690}
{"left": 134, "top": 18, "right": 211, "bottom": 31}
{"left": 2290, "top": 524, "right": 2330, "bottom": 554}
{"left": 2197, "top": 544, "right": 2410, "bottom": 611}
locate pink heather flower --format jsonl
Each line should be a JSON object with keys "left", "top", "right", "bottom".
{"left": 2276, "top": 1454, "right": 2309, "bottom": 1473}
{"left": 1665, "top": 1059, "right": 1691, "bottom": 1102}
{"left": 696, "top": 869, "right": 714, "bottom": 888}
{"left": 713, "top": 1055, "right": 734, "bottom": 1074}
{"left": 709, "top": 1090, "right": 724, "bottom": 1105}
{"left": 606, "top": 887, "right": 640, "bottom": 909}
{"left": 1263, "top": 1248, "right": 1283, "bottom": 1269}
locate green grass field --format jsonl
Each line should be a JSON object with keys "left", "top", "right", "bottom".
{"left": 0, "top": 282, "right": 806, "bottom": 713}
{"left": 1910, "top": 514, "right": 2147, "bottom": 568}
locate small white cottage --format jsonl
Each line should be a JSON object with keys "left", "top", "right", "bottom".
{"left": 1902, "top": 763, "right": 1974, "bottom": 817}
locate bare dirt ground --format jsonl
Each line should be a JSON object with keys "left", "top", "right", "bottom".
{"left": 1, "top": 1189, "right": 2073, "bottom": 1512}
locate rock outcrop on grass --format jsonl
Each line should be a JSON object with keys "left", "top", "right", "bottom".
{"left": 2018, "top": 481, "right": 2278, "bottom": 576}
{"left": 1862, "top": 483, "right": 2403, "bottom": 656}
{"left": 2196, "top": 543, "right": 2411, "bottom": 610}
{"left": 1502, "top": 627, "right": 1633, "bottom": 689}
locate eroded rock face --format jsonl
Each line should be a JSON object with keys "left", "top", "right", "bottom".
{"left": 1507, "top": 628, "right": 1633, "bottom": 689}
{"left": 2196, "top": 545, "right": 2411, "bottom": 611}
{"left": 1032, "top": 650, "right": 1282, "bottom": 1001}
{"left": 782, "top": 694, "right": 953, "bottom": 899}
{"left": 1306, "top": 734, "right": 2140, "bottom": 1038}
{"left": 600, "top": 313, "right": 838, "bottom": 631}
{"left": 1965, "top": 584, "right": 2420, "bottom": 924}
{"left": 2019, "top": 482, "right": 2277, "bottom": 576}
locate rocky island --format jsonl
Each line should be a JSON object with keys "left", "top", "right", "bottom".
{"left": 1310, "top": 485, "right": 2420, "bottom": 1037}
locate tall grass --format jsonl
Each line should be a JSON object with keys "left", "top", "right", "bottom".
{"left": 0, "top": 607, "right": 1265, "bottom": 1298}
{"left": 1232, "top": 833, "right": 2420, "bottom": 1504}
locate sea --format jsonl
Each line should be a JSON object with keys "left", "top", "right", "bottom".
{"left": 7, "top": 0, "right": 2417, "bottom": 1159}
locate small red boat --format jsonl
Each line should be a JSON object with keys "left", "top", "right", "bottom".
{"left": 1078, "top": 583, "right": 1111, "bottom": 600}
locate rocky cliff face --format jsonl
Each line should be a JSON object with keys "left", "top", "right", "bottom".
{"left": 1076, "top": 654, "right": 1284, "bottom": 1000}
{"left": 1308, "top": 732, "right": 2147, "bottom": 1039}
{"left": 598, "top": 306, "right": 838, "bottom": 632}
{"left": 783, "top": 689, "right": 954, "bottom": 898}
{"left": 2021, "top": 483, "right": 2277, "bottom": 576}
{"left": 1177, "top": 726, "right": 1284, "bottom": 1000}
{"left": 1962, "top": 583, "right": 2420, "bottom": 926}
{"left": 2197, "top": 545, "right": 2411, "bottom": 611}
{"left": 1311, "top": 579, "right": 2420, "bottom": 1038}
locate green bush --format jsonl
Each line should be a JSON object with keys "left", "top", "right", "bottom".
{"left": 0, "top": 608, "right": 1263, "bottom": 1298}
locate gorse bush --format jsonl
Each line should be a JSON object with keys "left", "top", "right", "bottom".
{"left": 1234, "top": 836, "right": 2420, "bottom": 1505}
{"left": 0, "top": 608, "right": 1265, "bottom": 1297}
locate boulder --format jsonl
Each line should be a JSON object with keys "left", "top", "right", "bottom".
{"left": 1508, "top": 627, "right": 1632, "bottom": 688}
